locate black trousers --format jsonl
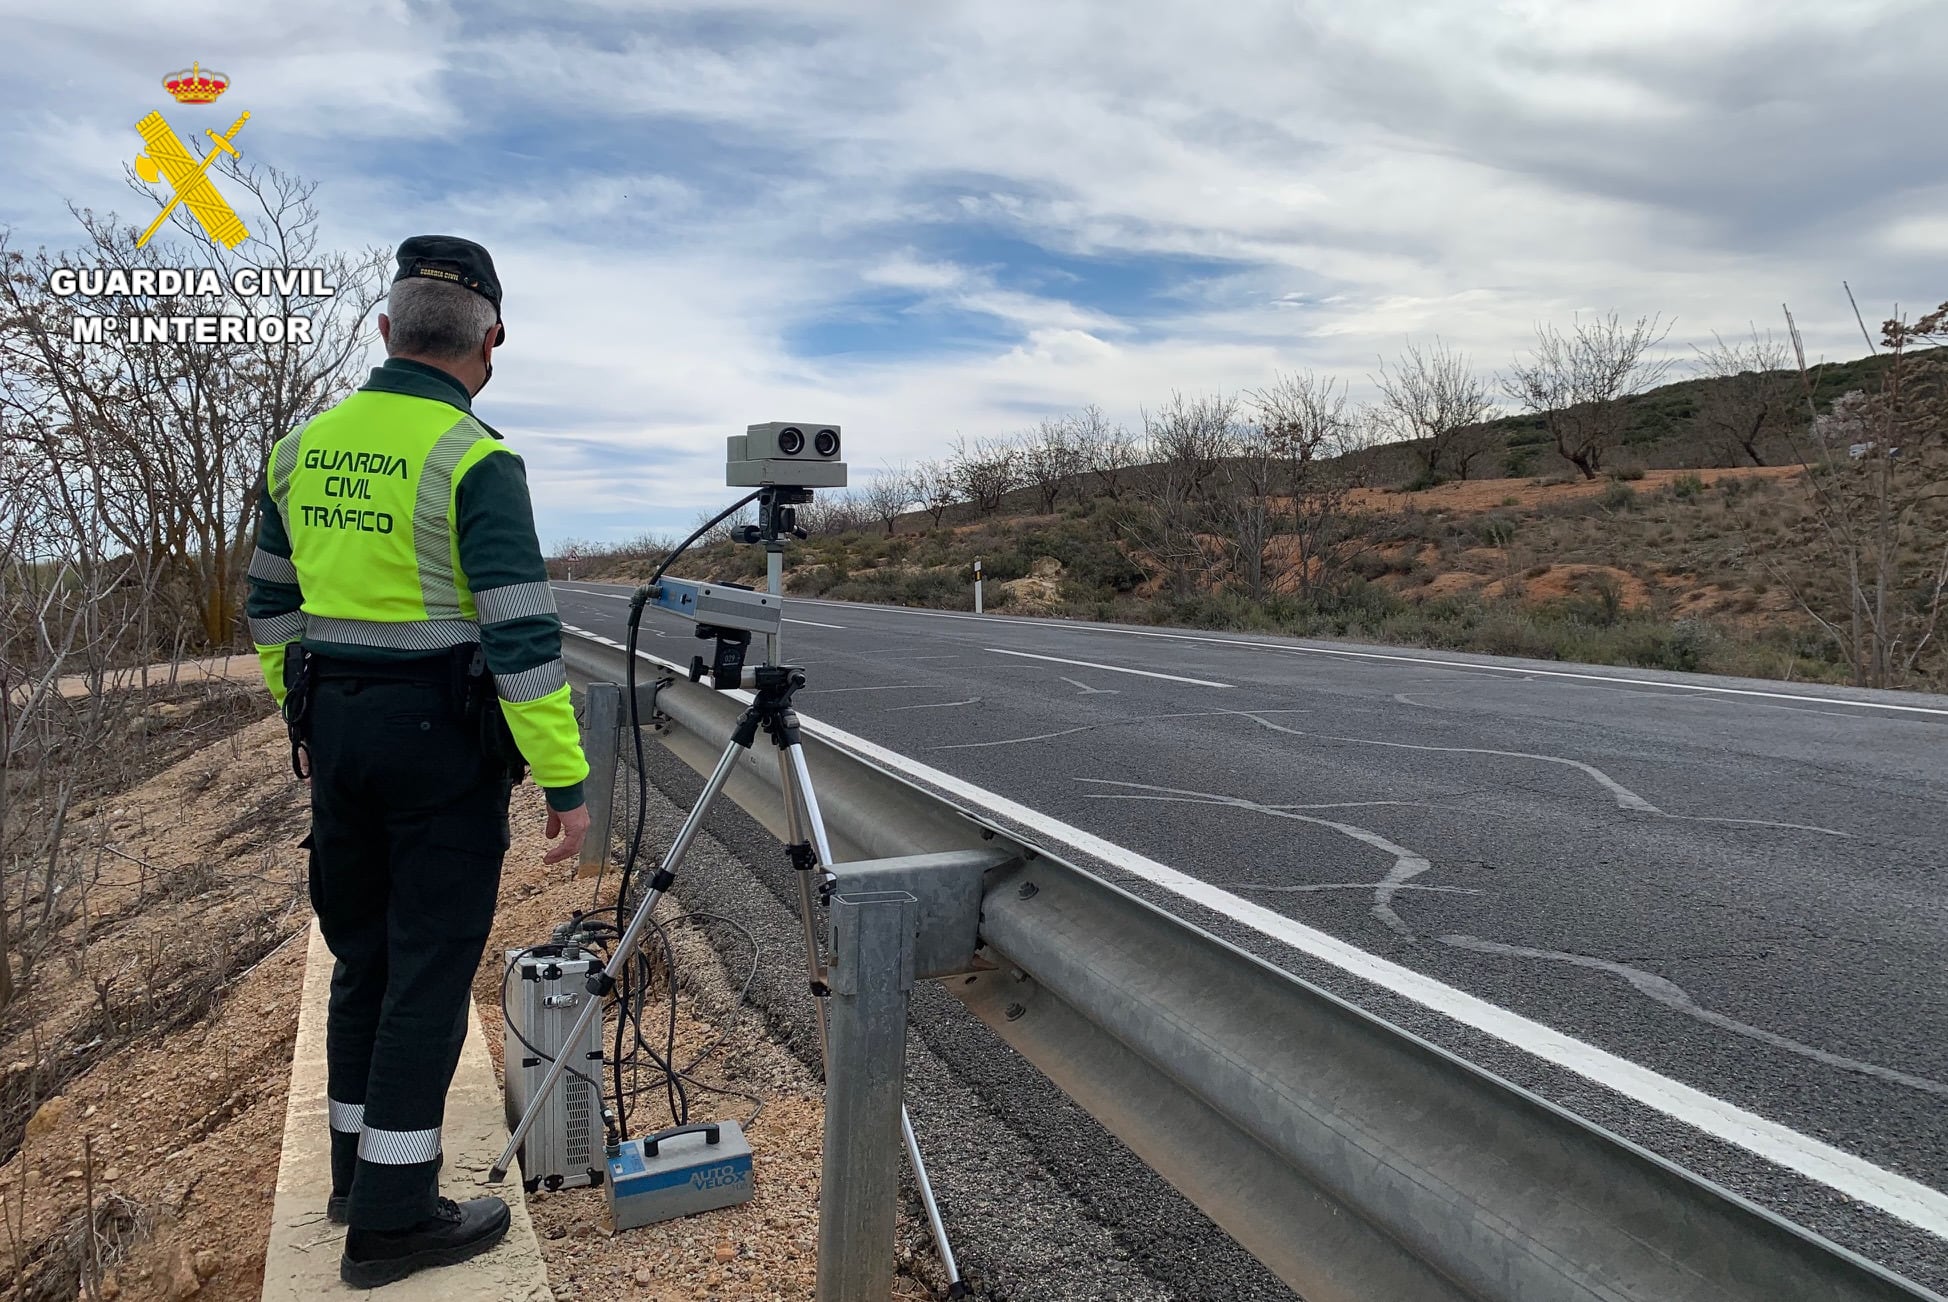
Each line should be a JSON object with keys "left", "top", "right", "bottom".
{"left": 305, "top": 661, "right": 511, "bottom": 1231}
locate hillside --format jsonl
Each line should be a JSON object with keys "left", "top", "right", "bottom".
{"left": 558, "top": 345, "right": 1948, "bottom": 691}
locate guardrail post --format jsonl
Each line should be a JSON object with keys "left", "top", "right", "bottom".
{"left": 817, "top": 890, "right": 917, "bottom": 1302}
{"left": 577, "top": 681, "right": 621, "bottom": 879}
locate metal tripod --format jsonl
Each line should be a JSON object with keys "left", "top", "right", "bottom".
{"left": 489, "top": 658, "right": 962, "bottom": 1290}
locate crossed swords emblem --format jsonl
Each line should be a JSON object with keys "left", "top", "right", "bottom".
{"left": 133, "top": 109, "right": 251, "bottom": 249}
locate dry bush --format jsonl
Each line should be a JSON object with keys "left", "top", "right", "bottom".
{"left": 0, "top": 167, "right": 371, "bottom": 1135}
{"left": 1745, "top": 299, "right": 1948, "bottom": 687}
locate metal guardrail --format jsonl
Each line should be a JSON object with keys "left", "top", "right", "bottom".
{"left": 562, "top": 631, "right": 1943, "bottom": 1302}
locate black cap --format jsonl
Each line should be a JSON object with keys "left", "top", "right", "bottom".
{"left": 393, "top": 235, "right": 505, "bottom": 344}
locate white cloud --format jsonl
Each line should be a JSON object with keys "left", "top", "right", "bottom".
{"left": 3, "top": 0, "right": 1945, "bottom": 544}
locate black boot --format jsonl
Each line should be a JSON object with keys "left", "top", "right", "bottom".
{"left": 339, "top": 1196, "right": 510, "bottom": 1288}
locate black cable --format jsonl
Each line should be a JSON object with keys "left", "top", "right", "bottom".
{"left": 551, "top": 490, "right": 770, "bottom": 1140}
{"left": 604, "top": 489, "right": 760, "bottom": 918}
{"left": 607, "top": 488, "right": 758, "bottom": 1135}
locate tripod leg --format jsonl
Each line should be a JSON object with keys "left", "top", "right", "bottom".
{"left": 491, "top": 735, "right": 746, "bottom": 1182}
{"left": 783, "top": 743, "right": 838, "bottom": 870}
{"left": 779, "top": 739, "right": 964, "bottom": 1288}
{"left": 775, "top": 746, "right": 833, "bottom": 1070}
{"left": 903, "top": 1109, "right": 960, "bottom": 1285}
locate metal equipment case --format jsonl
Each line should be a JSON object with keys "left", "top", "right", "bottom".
{"left": 502, "top": 946, "right": 605, "bottom": 1191}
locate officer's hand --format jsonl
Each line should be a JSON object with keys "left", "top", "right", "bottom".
{"left": 544, "top": 802, "right": 591, "bottom": 865}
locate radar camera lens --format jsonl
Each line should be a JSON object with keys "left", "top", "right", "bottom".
{"left": 813, "top": 428, "right": 839, "bottom": 457}
{"left": 777, "top": 426, "right": 805, "bottom": 455}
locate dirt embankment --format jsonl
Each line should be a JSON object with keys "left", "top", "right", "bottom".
{"left": 3, "top": 687, "right": 937, "bottom": 1301}
{"left": 0, "top": 705, "right": 310, "bottom": 1302}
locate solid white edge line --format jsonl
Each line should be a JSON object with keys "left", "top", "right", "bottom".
{"left": 988, "top": 647, "right": 1234, "bottom": 688}
{"left": 787, "top": 618, "right": 847, "bottom": 629}
{"left": 562, "top": 622, "right": 1948, "bottom": 1240}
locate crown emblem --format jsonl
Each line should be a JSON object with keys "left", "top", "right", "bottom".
{"left": 163, "top": 62, "right": 230, "bottom": 105}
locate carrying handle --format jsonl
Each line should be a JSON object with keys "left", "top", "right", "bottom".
{"left": 642, "top": 1122, "right": 721, "bottom": 1157}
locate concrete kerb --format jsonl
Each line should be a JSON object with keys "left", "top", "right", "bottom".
{"left": 261, "top": 922, "right": 553, "bottom": 1301}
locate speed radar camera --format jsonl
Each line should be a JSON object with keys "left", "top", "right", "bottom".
{"left": 727, "top": 422, "right": 847, "bottom": 488}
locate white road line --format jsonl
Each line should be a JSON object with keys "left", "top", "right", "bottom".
{"left": 987, "top": 647, "right": 1234, "bottom": 688}
{"left": 785, "top": 599, "right": 1948, "bottom": 718}
{"left": 787, "top": 618, "right": 847, "bottom": 629}
{"left": 554, "top": 587, "right": 630, "bottom": 601}
{"left": 562, "top": 625, "right": 1948, "bottom": 1239}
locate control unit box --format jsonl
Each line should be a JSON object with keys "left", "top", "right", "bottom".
{"left": 605, "top": 1120, "right": 754, "bottom": 1231}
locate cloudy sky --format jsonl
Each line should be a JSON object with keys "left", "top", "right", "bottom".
{"left": 3, "top": 0, "right": 1944, "bottom": 546}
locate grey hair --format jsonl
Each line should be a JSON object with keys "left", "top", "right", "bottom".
{"left": 385, "top": 277, "right": 498, "bottom": 361}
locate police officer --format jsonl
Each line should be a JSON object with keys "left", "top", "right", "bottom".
{"left": 247, "top": 236, "right": 590, "bottom": 1288}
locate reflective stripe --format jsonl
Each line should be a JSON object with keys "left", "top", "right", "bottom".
{"left": 328, "top": 1099, "right": 366, "bottom": 1133}
{"left": 497, "top": 658, "right": 567, "bottom": 703}
{"left": 249, "top": 611, "right": 306, "bottom": 646}
{"left": 358, "top": 1125, "right": 441, "bottom": 1165}
{"left": 414, "top": 422, "right": 488, "bottom": 620}
{"left": 248, "top": 548, "right": 299, "bottom": 585}
{"left": 268, "top": 429, "right": 303, "bottom": 525}
{"left": 474, "top": 581, "right": 557, "bottom": 624}
{"left": 306, "top": 615, "right": 479, "bottom": 652}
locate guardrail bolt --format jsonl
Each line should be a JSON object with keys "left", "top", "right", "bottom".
{"left": 1004, "top": 1002, "right": 1026, "bottom": 1021}
{"left": 1017, "top": 881, "right": 1039, "bottom": 900}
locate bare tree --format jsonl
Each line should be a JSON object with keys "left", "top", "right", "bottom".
{"left": 1121, "top": 452, "right": 1215, "bottom": 600}
{"left": 1143, "top": 392, "right": 1234, "bottom": 496}
{"left": 1503, "top": 312, "right": 1675, "bottom": 480}
{"left": 1692, "top": 327, "right": 1793, "bottom": 466}
{"left": 1246, "top": 371, "right": 1372, "bottom": 597}
{"left": 1212, "top": 418, "right": 1281, "bottom": 600}
{"left": 696, "top": 502, "right": 753, "bottom": 546}
{"left": 1019, "top": 417, "right": 1088, "bottom": 513}
{"left": 906, "top": 458, "right": 959, "bottom": 528}
{"left": 1370, "top": 339, "right": 1496, "bottom": 481}
{"left": 0, "top": 396, "right": 172, "bottom": 1006}
{"left": 0, "top": 168, "right": 383, "bottom": 1007}
{"left": 1070, "top": 404, "right": 1142, "bottom": 501}
{"left": 949, "top": 435, "right": 1020, "bottom": 515}
{"left": 796, "top": 489, "right": 867, "bottom": 535}
{"left": 860, "top": 464, "right": 913, "bottom": 535}
{"left": 0, "top": 170, "right": 386, "bottom": 648}
{"left": 1119, "top": 393, "right": 1238, "bottom": 599}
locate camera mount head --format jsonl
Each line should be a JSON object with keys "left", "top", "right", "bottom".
{"left": 735, "top": 484, "right": 813, "bottom": 550}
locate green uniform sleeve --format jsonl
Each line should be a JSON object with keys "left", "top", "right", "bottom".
{"left": 246, "top": 480, "right": 305, "bottom": 711}
{"left": 455, "top": 449, "right": 588, "bottom": 810}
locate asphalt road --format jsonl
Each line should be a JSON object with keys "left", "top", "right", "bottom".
{"left": 554, "top": 581, "right": 1948, "bottom": 1296}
